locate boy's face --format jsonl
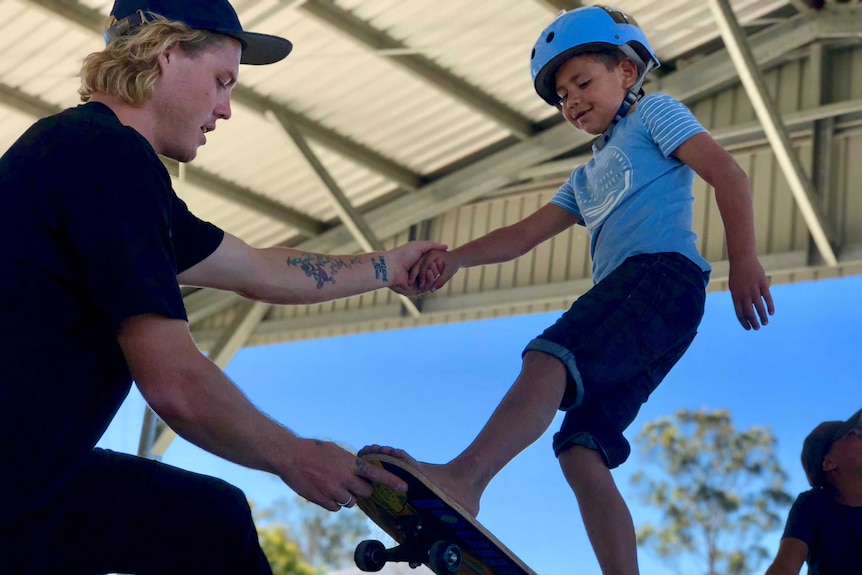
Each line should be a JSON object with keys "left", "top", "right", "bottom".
{"left": 554, "top": 54, "right": 638, "bottom": 135}
{"left": 149, "top": 36, "right": 241, "bottom": 162}
{"left": 823, "top": 425, "right": 862, "bottom": 482}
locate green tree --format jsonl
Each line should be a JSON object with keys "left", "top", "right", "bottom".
{"left": 254, "top": 495, "right": 373, "bottom": 572}
{"left": 630, "top": 408, "right": 793, "bottom": 575}
{"left": 281, "top": 495, "right": 373, "bottom": 570}
{"left": 257, "top": 524, "right": 318, "bottom": 575}
{"left": 252, "top": 501, "right": 318, "bottom": 575}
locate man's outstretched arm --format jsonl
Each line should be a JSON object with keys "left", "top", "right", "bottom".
{"left": 119, "top": 313, "right": 407, "bottom": 511}
{"left": 178, "top": 232, "right": 446, "bottom": 302}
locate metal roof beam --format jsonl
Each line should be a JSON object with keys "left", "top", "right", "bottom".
{"left": 299, "top": 0, "right": 538, "bottom": 140}
{"left": 785, "top": 0, "right": 819, "bottom": 13}
{"left": 165, "top": 160, "right": 325, "bottom": 237}
{"left": 28, "top": 0, "right": 105, "bottom": 33}
{"left": 0, "top": 83, "right": 60, "bottom": 119}
{"left": 656, "top": 6, "right": 862, "bottom": 104}
{"left": 533, "top": 0, "right": 585, "bottom": 13}
{"left": 189, "top": 251, "right": 822, "bottom": 348}
{"left": 143, "top": 300, "right": 271, "bottom": 458}
{"left": 709, "top": 0, "right": 837, "bottom": 265}
{"left": 245, "top": 94, "right": 424, "bottom": 190}
{"left": 269, "top": 112, "right": 423, "bottom": 318}
{"left": 511, "top": 98, "right": 862, "bottom": 187}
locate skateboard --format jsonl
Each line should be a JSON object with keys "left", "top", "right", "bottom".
{"left": 354, "top": 454, "right": 537, "bottom": 575}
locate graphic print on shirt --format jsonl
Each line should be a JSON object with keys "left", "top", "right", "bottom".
{"left": 575, "top": 145, "right": 633, "bottom": 231}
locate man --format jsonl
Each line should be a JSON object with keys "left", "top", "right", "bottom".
{"left": 0, "top": 1, "right": 441, "bottom": 572}
{"left": 765, "top": 408, "right": 862, "bottom": 574}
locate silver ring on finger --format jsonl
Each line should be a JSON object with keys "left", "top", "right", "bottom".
{"left": 337, "top": 494, "right": 354, "bottom": 507}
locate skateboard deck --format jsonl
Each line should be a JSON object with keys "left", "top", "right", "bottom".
{"left": 354, "top": 454, "right": 537, "bottom": 575}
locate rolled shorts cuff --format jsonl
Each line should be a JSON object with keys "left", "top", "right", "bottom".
{"left": 552, "top": 430, "right": 610, "bottom": 464}
{"left": 523, "top": 337, "right": 584, "bottom": 410}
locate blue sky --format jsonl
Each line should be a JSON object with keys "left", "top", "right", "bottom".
{"left": 98, "top": 274, "right": 862, "bottom": 575}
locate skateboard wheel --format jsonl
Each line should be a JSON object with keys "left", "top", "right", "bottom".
{"left": 428, "top": 541, "right": 462, "bottom": 575}
{"left": 355, "top": 539, "right": 387, "bottom": 572}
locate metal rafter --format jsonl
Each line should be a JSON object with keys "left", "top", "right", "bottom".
{"left": 189, "top": 255, "right": 862, "bottom": 349}
{"left": 0, "top": 83, "right": 59, "bottom": 118}
{"left": 142, "top": 299, "right": 272, "bottom": 458}
{"left": 269, "top": 111, "right": 423, "bottom": 318}
{"left": 234, "top": 88, "right": 424, "bottom": 190}
{"left": 300, "top": 0, "right": 539, "bottom": 140}
{"left": 533, "top": 0, "right": 585, "bottom": 12}
{"left": 709, "top": 0, "right": 837, "bottom": 265}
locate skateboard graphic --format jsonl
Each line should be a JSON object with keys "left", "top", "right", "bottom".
{"left": 354, "top": 454, "right": 537, "bottom": 575}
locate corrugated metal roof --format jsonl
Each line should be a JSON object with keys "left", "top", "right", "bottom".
{"left": 3, "top": 0, "right": 861, "bottom": 349}
{"left": 0, "top": 0, "right": 796, "bottom": 240}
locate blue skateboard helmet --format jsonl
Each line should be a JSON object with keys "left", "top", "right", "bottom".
{"left": 530, "top": 6, "right": 659, "bottom": 109}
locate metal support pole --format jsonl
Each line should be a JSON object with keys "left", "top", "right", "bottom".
{"left": 267, "top": 110, "right": 422, "bottom": 318}
{"left": 808, "top": 43, "right": 835, "bottom": 217}
{"left": 708, "top": 0, "right": 838, "bottom": 266}
{"left": 138, "top": 300, "right": 269, "bottom": 459}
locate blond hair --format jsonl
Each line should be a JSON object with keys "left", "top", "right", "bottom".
{"left": 79, "top": 15, "right": 223, "bottom": 105}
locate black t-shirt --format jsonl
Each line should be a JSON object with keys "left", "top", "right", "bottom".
{"left": 0, "top": 102, "right": 224, "bottom": 523}
{"left": 783, "top": 488, "right": 862, "bottom": 574}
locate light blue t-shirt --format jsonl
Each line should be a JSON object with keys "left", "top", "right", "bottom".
{"left": 550, "top": 93, "right": 712, "bottom": 284}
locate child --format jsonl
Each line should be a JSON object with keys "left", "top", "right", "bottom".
{"left": 362, "top": 6, "right": 774, "bottom": 574}
{"left": 765, "top": 408, "right": 862, "bottom": 574}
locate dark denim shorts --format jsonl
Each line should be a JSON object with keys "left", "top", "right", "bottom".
{"left": 523, "top": 252, "right": 708, "bottom": 468}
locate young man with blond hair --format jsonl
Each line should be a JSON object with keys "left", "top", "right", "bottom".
{"left": 0, "top": 1, "right": 442, "bottom": 572}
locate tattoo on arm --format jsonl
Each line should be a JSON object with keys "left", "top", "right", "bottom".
{"left": 372, "top": 256, "right": 388, "bottom": 284}
{"left": 286, "top": 254, "right": 362, "bottom": 289}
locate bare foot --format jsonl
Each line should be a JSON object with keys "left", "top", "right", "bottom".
{"left": 359, "top": 445, "right": 484, "bottom": 517}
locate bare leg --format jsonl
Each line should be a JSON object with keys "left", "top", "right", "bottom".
{"left": 362, "top": 351, "right": 566, "bottom": 516}
{"left": 559, "top": 445, "right": 639, "bottom": 575}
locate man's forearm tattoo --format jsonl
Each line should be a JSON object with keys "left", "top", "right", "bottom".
{"left": 372, "top": 256, "right": 388, "bottom": 284}
{"left": 286, "top": 254, "right": 362, "bottom": 289}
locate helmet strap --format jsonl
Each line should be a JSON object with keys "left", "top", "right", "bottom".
{"left": 594, "top": 51, "right": 657, "bottom": 152}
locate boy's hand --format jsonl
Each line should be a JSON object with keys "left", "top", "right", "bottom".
{"left": 409, "top": 249, "right": 460, "bottom": 293}
{"left": 728, "top": 254, "right": 774, "bottom": 330}
{"left": 385, "top": 241, "right": 447, "bottom": 296}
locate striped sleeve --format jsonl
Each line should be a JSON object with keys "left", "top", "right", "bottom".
{"left": 549, "top": 170, "right": 582, "bottom": 218}
{"left": 638, "top": 93, "right": 707, "bottom": 158}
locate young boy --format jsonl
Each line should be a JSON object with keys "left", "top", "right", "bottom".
{"left": 765, "top": 408, "right": 862, "bottom": 574}
{"left": 361, "top": 6, "right": 774, "bottom": 574}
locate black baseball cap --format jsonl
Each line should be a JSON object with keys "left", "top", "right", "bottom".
{"left": 801, "top": 407, "right": 862, "bottom": 487}
{"left": 106, "top": 0, "right": 292, "bottom": 65}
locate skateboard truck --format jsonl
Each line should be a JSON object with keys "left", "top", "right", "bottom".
{"left": 355, "top": 454, "right": 536, "bottom": 575}
{"left": 355, "top": 516, "right": 463, "bottom": 575}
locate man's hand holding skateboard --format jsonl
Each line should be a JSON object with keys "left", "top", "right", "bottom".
{"left": 278, "top": 437, "right": 408, "bottom": 512}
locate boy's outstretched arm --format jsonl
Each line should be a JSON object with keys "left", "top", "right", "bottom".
{"left": 410, "top": 204, "right": 581, "bottom": 293}
{"left": 674, "top": 132, "right": 775, "bottom": 330}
